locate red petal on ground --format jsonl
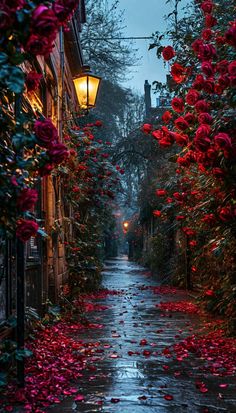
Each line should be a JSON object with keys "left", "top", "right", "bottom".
{"left": 143, "top": 350, "right": 151, "bottom": 357}
{"left": 164, "top": 394, "right": 174, "bottom": 401}
{"left": 156, "top": 301, "right": 202, "bottom": 314}
{"left": 74, "top": 394, "right": 84, "bottom": 401}
{"left": 139, "top": 339, "right": 148, "bottom": 345}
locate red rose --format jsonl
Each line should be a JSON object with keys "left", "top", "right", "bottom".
{"left": 201, "top": 28, "right": 212, "bottom": 41}
{"left": 194, "top": 135, "right": 211, "bottom": 151}
{"left": 214, "top": 132, "right": 232, "bottom": 149}
{"left": 205, "top": 14, "right": 217, "bottom": 28}
{"left": 4, "top": 0, "right": 25, "bottom": 10}
{"left": 34, "top": 118, "right": 58, "bottom": 148}
{"left": 38, "top": 164, "right": 54, "bottom": 176}
{"left": 31, "top": 5, "right": 58, "bottom": 38}
{"left": 156, "top": 189, "right": 167, "bottom": 197}
{"left": 203, "top": 80, "right": 215, "bottom": 93}
{"left": 17, "top": 188, "right": 38, "bottom": 211}
{"left": 218, "top": 206, "right": 234, "bottom": 222}
{"left": 16, "top": 219, "right": 39, "bottom": 242}
{"left": 142, "top": 123, "right": 152, "bottom": 133}
{"left": 162, "top": 111, "right": 172, "bottom": 123}
{"left": 25, "top": 71, "right": 42, "bottom": 92}
{"left": 228, "top": 61, "right": 236, "bottom": 76}
{"left": 198, "top": 44, "right": 217, "bottom": 61}
{"left": 201, "top": 61, "right": 214, "bottom": 77}
{"left": 214, "top": 83, "right": 224, "bottom": 94}
{"left": 173, "top": 192, "right": 185, "bottom": 202}
{"left": 159, "top": 137, "right": 174, "bottom": 147}
{"left": 162, "top": 46, "right": 175, "bottom": 61}
{"left": 201, "top": 213, "right": 215, "bottom": 225}
{"left": 186, "top": 89, "right": 200, "bottom": 105}
{"left": 192, "top": 39, "right": 204, "bottom": 54}
{"left": 171, "top": 97, "right": 184, "bottom": 113}
{"left": 173, "top": 132, "right": 189, "bottom": 146}
{"left": 53, "top": 0, "right": 78, "bottom": 23}
{"left": 212, "top": 167, "right": 225, "bottom": 178}
{"left": 225, "top": 21, "right": 236, "bottom": 48}
{"left": 95, "top": 120, "right": 103, "bottom": 127}
{"left": 198, "top": 112, "right": 213, "bottom": 124}
{"left": 184, "top": 112, "right": 196, "bottom": 125}
{"left": 193, "top": 74, "right": 205, "bottom": 90}
{"left": 170, "top": 63, "right": 187, "bottom": 83}
{"left": 216, "top": 60, "right": 229, "bottom": 74}
{"left": 194, "top": 99, "right": 210, "bottom": 113}
{"left": 25, "top": 34, "right": 54, "bottom": 56}
{"left": 195, "top": 124, "right": 211, "bottom": 139}
{"left": 0, "top": 4, "right": 15, "bottom": 30}
{"left": 204, "top": 289, "right": 215, "bottom": 297}
{"left": 216, "top": 35, "right": 226, "bottom": 45}
{"left": 48, "top": 142, "right": 69, "bottom": 164}
{"left": 200, "top": 1, "right": 213, "bottom": 14}
{"left": 218, "top": 75, "right": 230, "bottom": 89}
{"left": 206, "top": 148, "right": 217, "bottom": 160}
{"left": 153, "top": 210, "right": 162, "bottom": 217}
{"left": 174, "top": 117, "right": 189, "bottom": 131}
{"left": 182, "top": 227, "right": 196, "bottom": 236}
{"left": 230, "top": 76, "right": 236, "bottom": 87}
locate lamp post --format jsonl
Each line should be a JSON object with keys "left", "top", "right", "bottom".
{"left": 73, "top": 65, "right": 101, "bottom": 111}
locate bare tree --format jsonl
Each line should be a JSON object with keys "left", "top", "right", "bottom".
{"left": 81, "top": 0, "right": 138, "bottom": 82}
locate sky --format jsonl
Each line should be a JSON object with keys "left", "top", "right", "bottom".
{"left": 114, "top": 0, "right": 187, "bottom": 104}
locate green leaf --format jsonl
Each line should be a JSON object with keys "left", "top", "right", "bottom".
{"left": 7, "top": 316, "right": 17, "bottom": 327}
{"left": 15, "top": 348, "right": 33, "bottom": 360}
{"left": 148, "top": 43, "right": 157, "bottom": 50}
{"left": 48, "top": 305, "right": 61, "bottom": 316}
{"left": 37, "top": 228, "right": 48, "bottom": 238}
{"left": 0, "top": 372, "right": 7, "bottom": 387}
{"left": 12, "top": 133, "right": 37, "bottom": 150}
{"left": 10, "top": 52, "right": 26, "bottom": 65}
{"left": 5, "top": 66, "right": 25, "bottom": 94}
{"left": 0, "top": 52, "right": 8, "bottom": 65}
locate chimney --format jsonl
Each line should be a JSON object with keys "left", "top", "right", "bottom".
{"left": 144, "top": 80, "right": 151, "bottom": 117}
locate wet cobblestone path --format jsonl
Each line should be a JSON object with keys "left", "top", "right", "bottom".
{"left": 49, "top": 257, "right": 236, "bottom": 413}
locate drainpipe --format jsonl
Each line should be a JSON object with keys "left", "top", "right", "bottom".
{"left": 58, "top": 27, "right": 64, "bottom": 140}
{"left": 15, "top": 93, "right": 25, "bottom": 387}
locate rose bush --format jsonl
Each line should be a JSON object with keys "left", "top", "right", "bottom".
{"left": 0, "top": 0, "right": 79, "bottom": 241}
{"left": 141, "top": 0, "right": 236, "bottom": 323}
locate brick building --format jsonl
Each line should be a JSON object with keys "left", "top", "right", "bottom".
{"left": 0, "top": 2, "right": 87, "bottom": 327}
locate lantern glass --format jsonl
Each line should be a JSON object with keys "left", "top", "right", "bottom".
{"left": 73, "top": 74, "right": 101, "bottom": 109}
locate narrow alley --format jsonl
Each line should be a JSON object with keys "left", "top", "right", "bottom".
{"left": 47, "top": 257, "right": 236, "bottom": 413}
{"left": 0, "top": 1, "right": 236, "bottom": 412}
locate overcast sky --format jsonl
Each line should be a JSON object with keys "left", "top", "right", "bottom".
{"left": 115, "top": 0, "right": 187, "bottom": 103}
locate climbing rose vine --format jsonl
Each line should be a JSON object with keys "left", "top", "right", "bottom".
{"left": 0, "top": 0, "right": 79, "bottom": 240}
{"left": 142, "top": 0, "right": 236, "bottom": 320}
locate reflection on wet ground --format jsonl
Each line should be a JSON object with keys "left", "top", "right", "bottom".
{"left": 49, "top": 256, "right": 236, "bottom": 413}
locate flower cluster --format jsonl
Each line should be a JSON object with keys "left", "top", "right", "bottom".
{"left": 142, "top": 0, "right": 236, "bottom": 319}
{"left": 61, "top": 122, "right": 122, "bottom": 292}
{"left": 0, "top": 0, "right": 79, "bottom": 241}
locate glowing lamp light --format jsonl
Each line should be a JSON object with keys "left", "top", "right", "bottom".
{"left": 73, "top": 66, "right": 101, "bottom": 110}
{"left": 123, "top": 221, "right": 129, "bottom": 233}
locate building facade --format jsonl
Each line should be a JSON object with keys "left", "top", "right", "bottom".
{"left": 0, "top": 2, "right": 86, "bottom": 328}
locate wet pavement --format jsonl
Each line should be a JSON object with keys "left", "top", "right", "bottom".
{"left": 48, "top": 256, "right": 236, "bottom": 413}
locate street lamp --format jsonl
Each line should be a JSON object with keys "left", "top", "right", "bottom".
{"left": 123, "top": 221, "right": 129, "bottom": 233}
{"left": 73, "top": 65, "right": 101, "bottom": 110}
